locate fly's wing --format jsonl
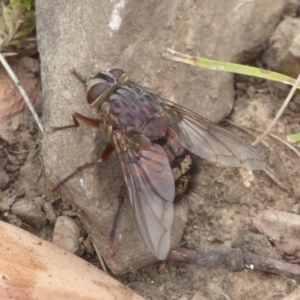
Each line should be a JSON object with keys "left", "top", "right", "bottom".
{"left": 113, "top": 134, "right": 175, "bottom": 260}
{"left": 161, "top": 99, "right": 265, "bottom": 170}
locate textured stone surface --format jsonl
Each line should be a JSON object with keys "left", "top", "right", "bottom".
{"left": 263, "top": 17, "right": 300, "bottom": 78}
{"left": 52, "top": 216, "right": 80, "bottom": 255}
{"left": 253, "top": 210, "right": 300, "bottom": 254}
{"left": 11, "top": 198, "right": 47, "bottom": 228}
{"left": 0, "top": 168, "right": 10, "bottom": 190}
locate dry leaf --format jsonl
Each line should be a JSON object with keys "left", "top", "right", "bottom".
{"left": 0, "top": 220, "right": 145, "bottom": 300}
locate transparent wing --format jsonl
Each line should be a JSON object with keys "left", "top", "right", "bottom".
{"left": 113, "top": 134, "right": 175, "bottom": 260}
{"left": 161, "top": 99, "right": 265, "bottom": 170}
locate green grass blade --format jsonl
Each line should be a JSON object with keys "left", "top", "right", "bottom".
{"left": 163, "top": 48, "right": 299, "bottom": 88}
{"left": 287, "top": 133, "right": 300, "bottom": 144}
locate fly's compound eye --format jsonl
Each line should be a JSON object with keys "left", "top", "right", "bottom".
{"left": 109, "top": 68, "right": 128, "bottom": 85}
{"left": 109, "top": 68, "right": 125, "bottom": 79}
{"left": 87, "top": 82, "right": 109, "bottom": 104}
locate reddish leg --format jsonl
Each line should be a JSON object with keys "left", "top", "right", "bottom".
{"left": 52, "top": 144, "right": 115, "bottom": 192}
{"left": 51, "top": 68, "right": 99, "bottom": 132}
{"left": 70, "top": 68, "right": 87, "bottom": 85}
{"left": 51, "top": 112, "right": 101, "bottom": 132}
{"left": 51, "top": 68, "right": 106, "bottom": 191}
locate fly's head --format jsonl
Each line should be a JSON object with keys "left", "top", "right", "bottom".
{"left": 86, "top": 69, "right": 128, "bottom": 112}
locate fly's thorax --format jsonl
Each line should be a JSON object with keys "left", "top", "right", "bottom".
{"left": 106, "top": 85, "right": 168, "bottom": 139}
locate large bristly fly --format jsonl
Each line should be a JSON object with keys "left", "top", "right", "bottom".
{"left": 52, "top": 68, "right": 265, "bottom": 260}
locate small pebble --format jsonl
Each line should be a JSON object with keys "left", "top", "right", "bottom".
{"left": 0, "top": 202, "right": 10, "bottom": 212}
{"left": 11, "top": 199, "right": 47, "bottom": 228}
{"left": 6, "top": 213, "right": 22, "bottom": 227}
{"left": 0, "top": 168, "right": 10, "bottom": 190}
{"left": 43, "top": 201, "right": 57, "bottom": 224}
{"left": 253, "top": 210, "right": 300, "bottom": 254}
{"left": 2, "top": 190, "right": 21, "bottom": 206}
{"left": 291, "top": 204, "right": 300, "bottom": 214}
{"left": 52, "top": 216, "right": 80, "bottom": 255}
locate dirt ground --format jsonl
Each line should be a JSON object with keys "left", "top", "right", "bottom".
{"left": 1, "top": 9, "right": 300, "bottom": 300}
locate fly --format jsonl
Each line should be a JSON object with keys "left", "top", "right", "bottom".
{"left": 52, "top": 68, "right": 265, "bottom": 260}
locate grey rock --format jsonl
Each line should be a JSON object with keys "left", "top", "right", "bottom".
{"left": 253, "top": 210, "right": 300, "bottom": 255}
{"left": 284, "top": 0, "right": 300, "bottom": 17}
{"left": 11, "top": 198, "right": 47, "bottom": 228}
{"left": 0, "top": 167, "right": 10, "bottom": 190}
{"left": 263, "top": 17, "right": 300, "bottom": 78}
{"left": 232, "top": 233, "right": 282, "bottom": 260}
{"left": 0, "top": 202, "right": 10, "bottom": 212}
{"left": 43, "top": 201, "right": 57, "bottom": 224}
{"left": 6, "top": 213, "right": 22, "bottom": 227}
{"left": 52, "top": 216, "right": 80, "bottom": 255}
{"left": 1, "top": 189, "right": 19, "bottom": 206}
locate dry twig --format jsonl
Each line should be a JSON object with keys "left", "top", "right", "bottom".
{"left": 0, "top": 50, "right": 43, "bottom": 133}
{"left": 169, "top": 247, "right": 300, "bottom": 279}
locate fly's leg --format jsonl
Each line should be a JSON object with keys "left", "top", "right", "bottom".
{"left": 51, "top": 112, "right": 101, "bottom": 132}
{"left": 51, "top": 112, "right": 104, "bottom": 191}
{"left": 109, "top": 183, "right": 127, "bottom": 242}
{"left": 51, "top": 112, "right": 103, "bottom": 191}
{"left": 52, "top": 144, "right": 115, "bottom": 192}
{"left": 51, "top": 68, "right": 99, "bottom": 132}
{"left": 70, "top": 68, "right": 87, "bottom": 85}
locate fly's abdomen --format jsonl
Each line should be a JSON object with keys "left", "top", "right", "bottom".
{"left": 107, "top": 85, "right": 168, "bottom": 139}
